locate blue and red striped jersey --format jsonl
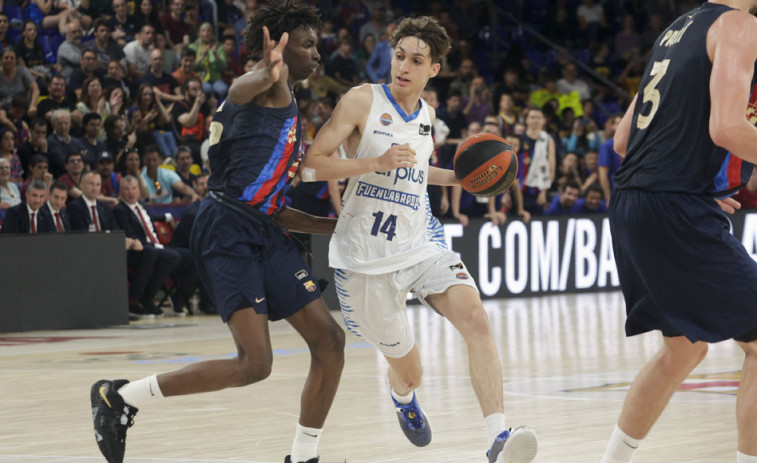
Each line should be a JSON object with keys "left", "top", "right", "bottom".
{"left": 207, "top": 95, "right": 303, "bottom": 215}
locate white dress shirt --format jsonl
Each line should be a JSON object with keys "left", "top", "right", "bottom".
{"left": 82, "top": 196, "right": 100, "bottom": 230}
{"left": 128, "top": 201, "right": 163, "bottom": 248}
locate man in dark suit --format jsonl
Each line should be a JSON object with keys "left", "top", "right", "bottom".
{"left": 46, "top": 181, "right": 72, "bottom": 232}
{"left": 0, "top": 180, "right": 56, "bottom": 234}
{"left": 67, "top": 171, "right": 119, "bottom": 232}
{"left": 114, "top": 175, "right": 185, "bottom": 316}
{"left": 69, "top": 171, "right": 165, "bottom": 317}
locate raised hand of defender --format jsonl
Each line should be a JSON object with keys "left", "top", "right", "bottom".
{"left": 262, "top": 26, "right": 288, "bottom": 84}
{"left": 377, "top": 143, "right": 417, "bottom": 171}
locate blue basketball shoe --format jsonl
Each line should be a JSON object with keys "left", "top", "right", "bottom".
{"left": 392, "top": 391, "right": 432, "bottom": 447}
{"left": 486, "top": 426, "right": 538, "bottom": 463}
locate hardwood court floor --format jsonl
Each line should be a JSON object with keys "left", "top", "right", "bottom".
{"left": 0, "top": 292, "right": 745, "bottom": 463}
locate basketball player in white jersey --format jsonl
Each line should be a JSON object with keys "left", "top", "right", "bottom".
{"left": 303, "top": 17, "right": 538, "bottom": 463}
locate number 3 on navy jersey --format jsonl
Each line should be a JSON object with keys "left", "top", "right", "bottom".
{"left": 636, "top": 59, "right": 670, "bottom": 130}
{"left": 371, "top": 211, "right": 397, "bottom": 241}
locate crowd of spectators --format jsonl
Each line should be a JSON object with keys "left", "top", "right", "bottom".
{"left": 2, "top": 0, "right": 755, "bottom": 316}
{"left": 288, "top": 0, "right": 743, "bottom": 225}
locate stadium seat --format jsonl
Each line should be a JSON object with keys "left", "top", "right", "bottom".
{"left": 4, "top": 5, "right": 23, "bottom": 30}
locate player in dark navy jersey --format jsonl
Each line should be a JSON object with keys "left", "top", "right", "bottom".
{"left": 89, "top": 3, "right": 344, "bottom": 463}
{"left": 602, "top": 2, "right": 757, "bottom": 462}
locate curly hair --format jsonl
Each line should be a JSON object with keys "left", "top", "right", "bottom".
{"left": 390, "top": 16, "right": 451, "bottom": 64}
{"left": 244, "top": 0, "right": 322, "bottom": 56}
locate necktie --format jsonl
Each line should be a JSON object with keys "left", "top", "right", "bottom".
{"left": 91, "top": 205, "right": 100, "bottom": 231}
{"left": 30, "top": 211, "right": 36, "bottom": 234}
{"left": 54, "top": 212, "right": 63, "bottom": 232}
{"left": 136, "top": 205, "right": 158, "bottom": 244}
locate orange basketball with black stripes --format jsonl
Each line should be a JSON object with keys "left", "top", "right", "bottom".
{"left": 453, "top": 133, "right": 518, "bottom": 197}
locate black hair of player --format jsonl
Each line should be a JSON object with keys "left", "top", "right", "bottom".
{"left": 244, "top": 0, "right": 323, "bottom": 56}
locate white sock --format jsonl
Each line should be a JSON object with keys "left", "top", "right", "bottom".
{"left": 117, "top": 375, "right": 163, "bottom": 408}
{"left": 485, "top": 413, "right": 507, "bottom": 448}
{"left": 390, "top": 387, "right": 414, "bottom": 405}
{"left": 290, "top": 423, "right": 321, "bottom": 463}
{"left": 738, "top": 451, "right": 757, "bottom": 463}
{"left": 601, "top": 424, "right": 641, "bottom": 463}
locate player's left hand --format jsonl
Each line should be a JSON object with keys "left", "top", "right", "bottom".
{"left": 716, "top": 197, "right": 741, "bottom": 214}
{"left": 262, "top": 26, "right": 288, "bottom": 84}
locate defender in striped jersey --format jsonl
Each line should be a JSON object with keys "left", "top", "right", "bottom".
{"left": 90, "top": 3, "right": 344, "bottom": 463}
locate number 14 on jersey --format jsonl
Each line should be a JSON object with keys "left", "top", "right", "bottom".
{"left": 371, "top": 211, "right": 397, "bottom": 241}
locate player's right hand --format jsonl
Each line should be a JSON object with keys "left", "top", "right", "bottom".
{"left": 716, "top": 197, "right": 741, "bottom": 214}
{"left": 262, "top": 26, "right": 288, "bottom": 84}
{"left": 377, "top": 143, "right": 416, "bottom": 171}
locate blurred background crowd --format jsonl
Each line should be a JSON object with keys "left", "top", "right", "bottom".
{"left": 3, "top": 0, "right": 757, "bottom": 316}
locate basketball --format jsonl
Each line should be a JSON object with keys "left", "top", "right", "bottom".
{"left": 453, "top": 133, "right": 518, "bottom": 197}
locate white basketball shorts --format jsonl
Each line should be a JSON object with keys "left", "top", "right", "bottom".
{"left": 334, "top": 250, "right": 479, "bottom": 358}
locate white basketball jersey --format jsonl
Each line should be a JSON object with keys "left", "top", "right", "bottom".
{"left": 329, "top": 84, "right": 447, "bottom": 274}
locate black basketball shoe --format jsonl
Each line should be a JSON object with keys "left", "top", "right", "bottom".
{"left": 91, "top": 379, "right": 138, "bottom": 463}
{"left": 284, "top": 456, "right": 319, "bottom": 463}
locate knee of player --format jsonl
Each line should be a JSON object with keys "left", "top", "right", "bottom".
{"left": 237, "top": 359, "right": 273, "bottom": 385}
{"left": 402, "top": 370, "right": 423, "bottom": 391}
{"left": 332, "top": 326, "right": 346, "bottom": 354}
{"left": 663, "top": 338, "right": 708, "bottom": 368}
{"left": 457, "top": 303, "right": 492, "bottom": 338}
{"left": 311, "top": 325, "right": 346, "bottom": 362}
{"left": 393, "top": 363, "right": 423, "bottom": 390}
{"left": 737, "top": 339, "right": 757, "bottom": 359}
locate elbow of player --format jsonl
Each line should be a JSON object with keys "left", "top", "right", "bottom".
{"left": 300, "top": 165, "right": 318, "bottom": 182}
{"left": 709, "top": 118, "right": 741, "bottom": 152}
{"left": 613, "top": 138, "right": 627, "bottom": 157}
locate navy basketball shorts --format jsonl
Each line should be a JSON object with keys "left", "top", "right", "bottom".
{"left": 190, "top": 199, "right": 322, "bottom": 322}
{"left": 609, "top": 189, "right": 757, "bottom": 343}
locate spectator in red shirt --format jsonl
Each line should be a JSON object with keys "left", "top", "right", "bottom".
{"left": 160, "top": 0, "right": 194, "bottom": 53}
{"left": 171, "top": 77, "right": 211, "bottom": 165}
